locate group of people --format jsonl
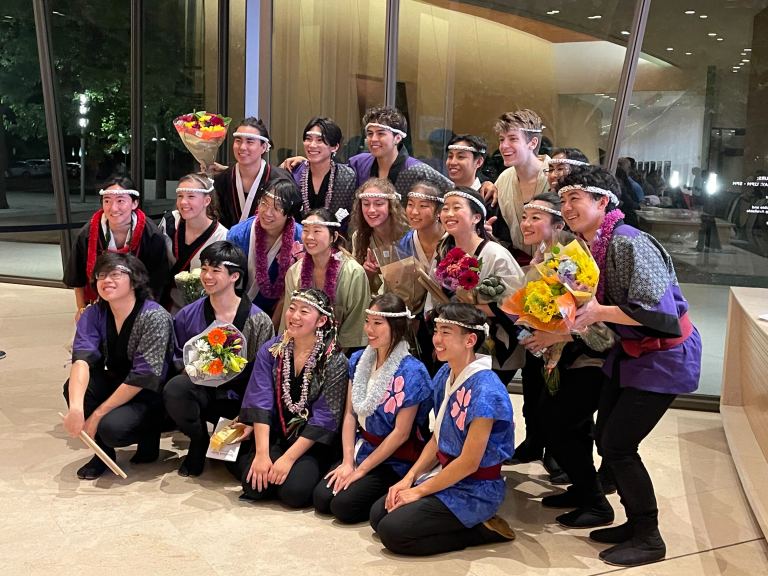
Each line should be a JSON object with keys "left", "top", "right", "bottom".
{"left": 59, "top": 105, "right": 701, "bottom": 568}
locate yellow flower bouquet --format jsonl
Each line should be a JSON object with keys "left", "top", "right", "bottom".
{"left": 173, "top": 111, "right": 232, "bottom": 174}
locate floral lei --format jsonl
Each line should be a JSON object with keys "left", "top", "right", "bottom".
{"left": 274, "top": 334, "right": 323, "bottom": 438}
{"left": 299, "top": 248, "right": 343, "bottom": 302}
{"left": 351, "top": 340, "right": 411, "bottom": 419}
{"left": 300, "top": 160, "right": 336, "bottom": 213}
{"left": 254, "top": 216, "right": 296, "bottom": 299}
{"left": 589, "top": 208, "right": 624, "bottom": 303}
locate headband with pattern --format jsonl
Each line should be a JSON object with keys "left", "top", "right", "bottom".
{"left": 304, "top": 130, "right": 324, "bottom": 138}
{"left": 549, "top": 158, "right": 589, "bottom": 167}
{"left": 96, "top": 264, "right": 132, "bottom": 277}
{"left": 558, "top": 184, "right": 619, "bottom": 207}
{"left": 301, "top": 218, "right": 341, "bottom": 228}
{"left": 443, "top": 190, "right": 487, "bottom": 218}
{"left": 523, "top": 202, "right": 562, "bottom": 217}
{"left": 520, "top": 126, "right": 545, "bottom": 133}
{"left": 99, "top": 188, "right": 140, "bottom": 197}
{"left": 177, "top": 183, "right": 214, "bottom": 194}
{"left": 434, "top": 316, "right": 490, "bottom": 338}
{"left": 357, "top": 190, "right": 402, "bottom": 201}
{"left": 365, "top": 122, "right": 407, "bottom": 139}
{"left": 365, "top": 307, "right": 414, "bottom": 319}
{"left": 408, "top": 191, "right": 444, "bottom": 203}
{"left": 447, "top": 144, "right": 486, "bottom": 155}
{"left": 291, "top": 290, "right": 333, "bottom": 317}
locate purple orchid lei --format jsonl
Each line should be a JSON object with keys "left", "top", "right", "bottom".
{"left": 299, "top": 247, "right": 342, "bottom": 303}
{"left": 300, "top": 160, "right": 336, "bottom": 213}
{"left": 588, "top": 208, "right": 624, "bottom": 303}
{"left": 255, "top": 216, "right": 296, "bottom": 299}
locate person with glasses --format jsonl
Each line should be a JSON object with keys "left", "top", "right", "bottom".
{"left": 227, "top": 178, "right": 304, "bottom": 325}
{"left": 159, "top": 173, "right": 229, "bottom": 313}
{"left": 61, "top": 253, "right": 173, "bottom": 480}
{"left": 212, "top": 117, "right": 291, "bottom": 228}
{"left": 64, "top": 176, "right": 168, "bottom": 322}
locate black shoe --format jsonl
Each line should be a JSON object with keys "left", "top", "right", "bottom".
{"left": 598, "top": 464, "right": 617, "bottom": 495}
{"left": 556, "top": 498, "right": 614, "bottom": 529}
{"left": 541, "top": 488, "right": 583, "bottom": 509}
{"left": 599, "top": 530, "right": 666, "bottom": 567}
{"left": 542, "top": 453, "right": 571, "bottom": 485}
{"left": 178, "top": 438, "right": 207, "bottom": 477}
{"left": 509, "top": 440, "right": 543, "bottom": 464}
{"left": 0, "top": 350, "right": 6, "bottom": 360}
{"left": 76, "top": 455, "right": 109, "bottom": 480}
{"left": 130, "top": 443, "right": 160, "bottom": 464}
{"left": 590, "top": 522, "right": 634, "bottom": 544}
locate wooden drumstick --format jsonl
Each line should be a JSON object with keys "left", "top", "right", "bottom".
{"left": 58, "top": 413, "right": 128, "bottom": 479}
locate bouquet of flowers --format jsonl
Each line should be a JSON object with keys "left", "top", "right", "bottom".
{"left": 434, "top": 247, "right": 482, "bottom": 291}
{"left": 174, "top": 268, "right": 205, "bottom": 305}
{"left": 173, "top": 111, "right": 232, "bottom": 175}
{"left": 183, "top": 322, "right": 248, "bottom": 386}
{"left": 502, "top": 239, "right": 599, "bottom": 395}
{"left": 378, "top": 244, "right": 428, "bottom": 312}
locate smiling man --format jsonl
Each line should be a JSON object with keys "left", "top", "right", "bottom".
{"left": 444, "top": 134, "right": 488, "bottom": 190}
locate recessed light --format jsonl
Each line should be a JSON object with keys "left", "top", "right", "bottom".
{"left": 717, "top": 38, "right": 724, "bottom": 41}
{"left": 666, "top": 47, "right": 674, "bottom": 51}
{"left": 546, "top": 10, "right": 560, "bottom": 15}
{"left": 707, "top": 33, "right": 717, "bottom": 37}
{"left": 685, "top": 52, "right": 693, "bottom": 55}
{"left": 742, "top": 59, "right": 750, "bottom": 63}
{"left": 588, "top": 15, "right": 602, "bottom": 20}
{"left": 732, "top": 70, "right": 739, "bottom": 73}
{"left": 744, "top": 48, "right": 752, "bottom": 52}
{"left": 684, "top": 10, "right": 696, "bottom": 15}
{"left": 620, "top": 30, "right": 630, "bottom": 35}
{"left": 699, "top": 14, "right": 708, "bottom": 19}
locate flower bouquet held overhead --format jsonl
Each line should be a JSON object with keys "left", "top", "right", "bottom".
{"left": 182, "top": 322, "right": 248, "bottom": 386}
{"left": 502, "top": 239, "right": 600, "bottom": 394}
{"left": 173, "top": 111, "right": 232, "bottom": 177}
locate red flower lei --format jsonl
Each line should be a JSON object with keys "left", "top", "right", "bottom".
{"left": 84, "top": 208, "right": 146, "bottom": 303}
{"left": 299, "top": 248, "right": 342, "bottom": 302}
{"left": 254, "top": 216, "right": 296, "bottom": 299}
{"left": 588, "top": 209, "right": 624, "bottom": 303}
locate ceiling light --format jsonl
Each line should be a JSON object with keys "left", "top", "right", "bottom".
{"left": 717, "top": 38, "right": 724, "bottom": 41}
{"left": 685, "top": 52, "right": 693, "bottom": 55}
{"left": 707, "top": 33, "right": 717, "bottom": 37}
{"left": 744, "top": 48, "right": 752, "bottom": 52}
{"left": 620, "top": 30, "right": 630, "bottom": 35}
{"left": 666, "top": 47, "right": 674, "bottom": 51}
{"left": 742, "top": 59, "right": 750, "bottom": 63}
{"left": 588, "top": 15, "right": 602, "bottom": 20}
{"left": 546, "top": 10, "right": 560, "bottom": 15}
{"left": 699, "top": 14, "right": 708, "bottom": 19}
{"left": 684, "top": 10, "right": 696, "bottom": 15}
{"left": 732, "top": 69, "right": 739, "bottom": 73}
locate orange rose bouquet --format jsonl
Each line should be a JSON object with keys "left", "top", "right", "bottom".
{"left": 173, "top": 111, "right": 232, "bottom": 174}
{"left": 182, "top": 322, "right": 247, "bottom": 386}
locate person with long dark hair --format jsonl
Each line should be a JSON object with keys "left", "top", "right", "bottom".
{"left": 163, "top": 241, "right": 274, "bottom": 477}
{"left": 64, "top": 176, "right": 168, "bottom": 321}
{"left": 369, "top": 303, "right": 516, "bottom": 555}
{"left": 159, "top": 173, "right": 228, "bottom": 313}
{"left": 212, "top": 117, "right": 291, "bottom": 227}
{"left": 561, "top": 166, "right": 701, "bottom": 567}
{"left": 62, "top": 253, "right": 173, "bottom": 480}
{"left": 227, "top": 178, "right": 304, "bottom": 323}
{"left": 313, "top": 294, "right": 433, "bottom": 523}
{"left": 228, "top": 288, "right": 348, "bottom": 508}
{"left": 545, "top": 148, "right": 590, "bottom": 193}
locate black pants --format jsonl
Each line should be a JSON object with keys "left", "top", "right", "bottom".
{"left": 369, "top": 495, "right": 500, "bottom": 556}
{"left": 313, "top": 463, "right": 401, "bottom": 524}
{"left": 162, "top": 374, "right": 241, "bottom": 441}
{"left": 63, "top": 372, "right": 162, "bottom": 457}
{"left": 596, "top": 373, "right": 675, "bottom": 534}
{"left": 520, "top": 352, "right": 547, "bottom": 453}
{"left": 541, "top": 365, "right": 605, "bottom": 499}
{"left": 228, "top": 439, "right": 334, "bottom": 509}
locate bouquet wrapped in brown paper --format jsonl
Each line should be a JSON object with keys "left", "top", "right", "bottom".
{"left": 173, "top": 111, "right": 232, "bottom": 175}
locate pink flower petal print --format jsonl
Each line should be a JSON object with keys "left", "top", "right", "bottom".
{"left": 456, "top": 410, "right": 467, "bottom": 431}
{"left": 383, "top": 396, "right": 398, "bottom": 414}
{"left": 450, "top": 400, "right": 461, "bottom": 418}
{"left": 451, "top": 386, "right": 471, "bottom": 431}
{"left": 392, "top": 376, "right": 405, "bottom": 393}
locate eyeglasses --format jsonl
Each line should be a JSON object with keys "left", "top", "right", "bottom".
{"left": 258, "top": 198, "right": 285, "bottom": 215}
{"left": 95, "top": 270, "right": 129, "bottom": 281}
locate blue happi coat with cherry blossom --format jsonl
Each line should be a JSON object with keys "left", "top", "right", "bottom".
{"left": 426, "top": 363, "right": 514, "bottom": 527}
{"left": 349, "top": 351, "right": 434, "bottom": 477}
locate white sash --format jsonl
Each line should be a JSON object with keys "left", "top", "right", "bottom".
{"left": 236, "top": 160, "right": 266, "bottom": 223}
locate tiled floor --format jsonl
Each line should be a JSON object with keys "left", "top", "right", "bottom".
{"left": 1, "top": 283, "right": 766, "bottom": 575}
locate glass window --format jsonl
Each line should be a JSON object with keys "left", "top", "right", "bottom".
{"left": 0, "top": 2, "right": 61, "bottom": 281}
{"left": 619, "top": 0, "right": 768, "bottom": 395}
{"left": 397, "top": 0, "right": 636, "bottom": 176}
{"left": 271, "top": 0, "right": 388, "bottom": 164}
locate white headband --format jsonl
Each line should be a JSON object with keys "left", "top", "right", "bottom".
{"left": 221, "top": 260, "right": 240, "bottom": 268}
{"left": 304, "top": 130, "right": 324, "bottom": 138}
{"left": 558, "top": 185, "right": 619, "bottom": 207}
{"left": 520, "top": 126, "right": 545, "bottom": 133}
{"left": 408, "top": 191, "right": 444, "bottom": 203}
{"left": 365, "top": 122, "right": 407, "bottom": 139}
{"left": 301, "top": 218, "right": 341, "bottom": 228}
{"left": 434, "top": 317, "right": 490, "bottom": 338}
{"left": 366, "top": 308, "right": 414, "bottom": 319}
{"left": 291, "top": 293, "right": 333, "bottom": 317}
{"left": 358, "top": 190, "right": 402, "bottom": 201}
{"left": 549, "top": 158, "right": 589, "bottom": 167}
{"left": 524, "top": 202, "right": 562, "bottom": 217}
{"left": 233, "top": 131, "right": 271, "bottom": 150}
{"left": 443, "top": 190, "right": 487, "bottom": 218}
{"left": 447, "top": 144, "right": 486, "bottom": 155}
{"left": 177, "top": 185, "right": 214, "bottom": 194}
{"left": 99, "top": 188, "right": 140, "bottom": 197}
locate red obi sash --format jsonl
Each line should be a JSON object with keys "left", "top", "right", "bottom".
{"left": 360, "top": 429, "right": 425, "bottom": 463}
{"left": 437, "top": 451, "right": 502, "bottom": 480}
{"left": 620, "top": 313, "right": 694, "bottom": 358}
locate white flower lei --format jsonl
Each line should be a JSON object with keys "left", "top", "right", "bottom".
{"left": 351, "top": 340, "right": 411, "bottom": 419}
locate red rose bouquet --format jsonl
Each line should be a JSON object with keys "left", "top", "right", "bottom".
{"left": 173, "top": 111, "right": 232, "bottom": 175}
{"left": 434, "top": 247, "right": 482, "bottom": 291}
